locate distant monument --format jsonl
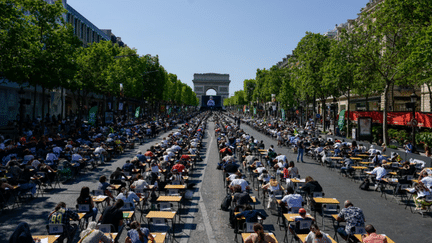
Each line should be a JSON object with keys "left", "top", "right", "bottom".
{"left": 192, "top": 73, "right": 230, "bottom": 109}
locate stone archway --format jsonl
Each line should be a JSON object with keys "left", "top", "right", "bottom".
{"left": 192, "top": 73, "right": 230, "bottom": 107}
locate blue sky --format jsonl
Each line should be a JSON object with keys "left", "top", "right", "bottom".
{"left": 67, "top": 0, "right": 370, "bottom": 96}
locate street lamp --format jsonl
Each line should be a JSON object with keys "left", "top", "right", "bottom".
{"left": 410, "top": 91, "right": 418, "bottom": 148}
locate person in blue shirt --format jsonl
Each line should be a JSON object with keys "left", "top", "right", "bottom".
{"left": 404, "top": 140, "right": 413, "bottom": 153}
{"left": 122, "top": 160, "right": 134, "bottom": 173}
{"left": 235, "top": 205, "right": 267, "bottom": 223}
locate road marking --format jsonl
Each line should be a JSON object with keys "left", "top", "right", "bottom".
{"left": 180, "top": 127, "right": 216, "bottom": 243}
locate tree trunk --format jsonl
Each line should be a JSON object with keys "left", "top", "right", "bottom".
{"left": 366, "top": 94, "right": 369, "bottom": 111}
{"left": 346, "top": 90, "right": 350, "bottom": 137}
{"left": 322, "top": 99, "right": 326, "bottom": 132}
{"left": 61, "top": 88, "right": 64, "bottom": 120}
{"left": 33, "top": 85, "right": 37, "bottom": 120}
{"left": 427, "top": 84, "right": 432, "bottom": 112}
{"left": 383, "top": 83, "right": 391, "bottom": 145}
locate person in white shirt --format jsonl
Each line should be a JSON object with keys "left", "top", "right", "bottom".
{"left": 46, "top": 151, "right": 58, "bottom": 162}
{"left": 116, "top": 188, "right": 140, "bottom": 210}
{"left": 131, "top": 175, "right": 149, "bottom": 190}
{"left": 230, "top": 175, "right": 250, "bottom": 192}
{"left": 280, "top": 186, "right": 304, "bottom": 212}
{"left": 370, "top": 164, "right": 387, "bottom": 190}
{"left": 52, "top": 146, "right": 62, "bottom": 156}
{"left": 304, "top": 223, "right": 332, "bottom": 243}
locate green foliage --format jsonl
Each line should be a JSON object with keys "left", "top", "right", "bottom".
{"left": 416, "top": 131, "right": 432, "bottom": 148}
{"left": 388, "top": 128, "right": 409, "bottom": 145}
{"left": 372, "top": 125, "right": 383, "bottom": 143}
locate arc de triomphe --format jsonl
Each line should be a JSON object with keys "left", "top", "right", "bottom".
{"left": 192, "top": 73, "right": 230, "bottom": 106}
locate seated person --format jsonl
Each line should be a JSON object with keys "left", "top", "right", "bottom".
{"left": 288, "top": 208, "right": 315, "bottom": 237}
{"left": 122, "top": 160, "right": 134, "bottom": 174}
{"left": 97, "top": 175, "right": 115, "bottom": 204}
{"left": 229, "top": 175, "right": 250, "bottom": 192}
{"left": 223, "top": 161, "right": 239, "bottom": 174}
{"left": 77, "top": 186, "right": 98, "bottom": 223}
{"left": 411, "top": 183, "right": 432, "bottom": 210}
{"left": 262, "top": 177, "right": 282, "bottom": 195}
{"left": 116, "top": 188, "right": 140, "bottom": 210}
{"left": 100, "top": 199, "right": 124, "bottom": 232}
{"left": 79, "top": 221, "right": 114, "bottom": 243}
{"left": 370, "top": 163, "right": 387, "bottom": 190}
{"left": 235, "top": 205, "right": 267, "bottom": 223}
{"left": 232, "top": 185, "right": 253, "bottom": 207}
{"left": 298, "top": 176, "right": 323, "bottom": 197}
{"left": 279, "top": 186, "right": 304, "bottom": 213}
{"left": 169, "top": 169, "right": 184, "bottom": 185}
{"left": 48, "top": 202, "right": 79, "bottom": 242}
{"left": 130, "top": 174, "right": 149, "bottom": 190}
{"left": 304, "top": 223, "right": 332, "bottom": 243}
{"left": 9, "top": 222, "right": 35, "bottom": 243}
{"left": 110, "top": 167, "right": 127, "bottom": 188}
{"left": 244, "top": 223, "right": 276, "bottom": 243}
{"left": 125, "top": 221, "right": 154, "bottom": 243}
{"left": 361, "top": 224, "right": 387, "bottom": 243}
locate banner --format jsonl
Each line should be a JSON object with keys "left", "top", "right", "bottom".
{"left": 243, "top": 105, "right": 246, "bottom": 113}
{"left": 160, "top": 105, "right": 166, "bottom": 113}
{"left": 118, "top": 102, "right": 123, "bottom": 111}
{"left": 135, "top": 107, "right": 140, "bottom": 118}
{"left": 253, "top": 107, "right": 257, "bottom": 115}
{"left": 168, "top": 107, "right": 172, "bottom": 114}
{"left": 338, "top": 109, "right": 346, "bottom": 131}
{"left": 281, "top": 109, "right": 285, "bottom": 120}
{"left": 88, "top": 106, "right": 98, "bottom": 125}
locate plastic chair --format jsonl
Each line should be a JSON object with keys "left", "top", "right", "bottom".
{"left": 321, "top": 204, "right": 340, "bottom": 230}
{"left": 158, "top": 202, "right": 174, "bottom": 211}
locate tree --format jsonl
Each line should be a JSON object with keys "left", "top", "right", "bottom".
{"left": 352, "top": 0, "right": 422, "bottom": 143}
{"left": 291, "top": 32, "right": 332, "bottom": 123}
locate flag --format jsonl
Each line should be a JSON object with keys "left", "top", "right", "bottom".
{"left": 135, "top": 107, "right": 140, "bottom": 118}
{"left": 281, "top": 109, "right": 285, "bottom": 120}
{"left": 88, "top": 106, "right": 98, "bottom": 125}
{"left": 338, "top": 110, "right": 346, "bottom": 131}
{"left": 253, "top": 107, "right": 256, "bottom": 115}
{"left": 243, "top": 105, "right": 246, "bottom": 113}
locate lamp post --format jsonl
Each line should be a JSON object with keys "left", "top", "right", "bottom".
{"left": 410, "top": 91, "right": 418, "bottom": 148}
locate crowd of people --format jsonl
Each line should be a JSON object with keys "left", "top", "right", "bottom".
{"left": 5, "top": 111, "right": 209, "bottom": 243}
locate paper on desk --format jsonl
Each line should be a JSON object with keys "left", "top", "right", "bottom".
{"left": 40, "top": 238, "right": 49, "bottom": 243}
{"left": 297, "top": 179, "right": 306, "bottom": 182}
{"left": 96, "top": 195, "right": 107, "bottom": 200}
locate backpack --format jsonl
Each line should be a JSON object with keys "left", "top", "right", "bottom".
{"left": 359, "top": 178, "right": 370, "bottom": 191}
{"left": 220, "top": 194, "right": 232, "bottom": 211}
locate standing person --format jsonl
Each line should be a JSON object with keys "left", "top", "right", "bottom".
{"left": 297, "top": 136, "right": 305, "bottom": 163}
{"left": 125, "top": 221, "right": 154, "bottom": 243}
{"left": 100, "top": 199, "right": 125, "bottom": 233}
{"left": 47, "top": 202, "right": 79, "bottom": 243}
{"left": 77, "top": 186, "right": 98, "bottom": 223}
{"left": 336, "top": 200, "right": 366, "bottom": 242}
{"left": 361, "top": 224, "right": 387, "bottom": 243}
{"left": 243, "top": 223, "right": 276, "bottom": 243}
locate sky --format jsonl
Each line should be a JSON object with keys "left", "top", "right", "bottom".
{"left": 67, "top": 0, "right": 370, "bottom": 96}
